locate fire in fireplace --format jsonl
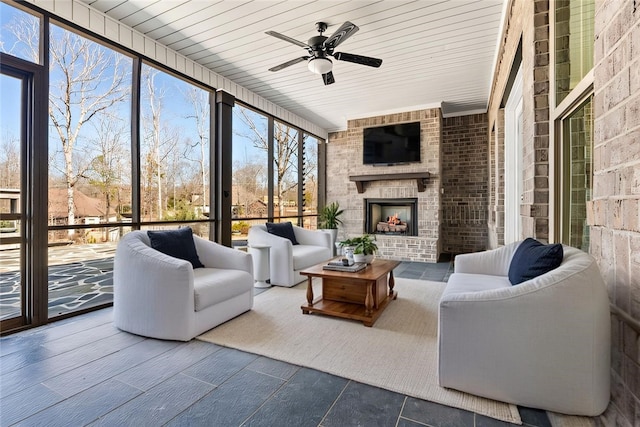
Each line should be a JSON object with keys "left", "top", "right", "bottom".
{"left": 365, "top": 198, "right": 418, "bottom": 236}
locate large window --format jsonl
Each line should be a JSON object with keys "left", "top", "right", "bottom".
{"left": 231, "top": 104, "right": 322, "bottom": 244}
{"left": 46, "top": 24, "right": 132, "bottom": 317}
{"left": 140, "top": 63, "right": 210, "bottom": 226}
{"left": 273, "top": 120, "right": 299, "bottom": 220}
{"left": 302, "top": 134, "right": 319, "bottom": 229}
{"left": 232, "top": 106, "right": 268, "bottom": 212}
{"left": 553, "top": 0, "right": 595, "bottom": 250}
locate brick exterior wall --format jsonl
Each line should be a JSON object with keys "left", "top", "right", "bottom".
{"left": 326, "top": 109, "right": 442, "bottom": 262}
{"left": 441, "top": 114, "right": 488, "bottom": 254}
{"left": 487, "top": 0, "right": 550, "bottom": 246}
{"left": 591, "top": 0, "right": 640, "bottom": 424}
{"left": 531, "top": 0, "right": 551, "bottom": 241}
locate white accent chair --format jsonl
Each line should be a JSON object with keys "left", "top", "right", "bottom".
{"left": 113, "top": 230, "right": 254, "bottom": 341}
{"left": 438, "top": 241, "right": 611, "bottom": 416}
{"left": 247, "top": 224, "right": 332, "bottom": 287}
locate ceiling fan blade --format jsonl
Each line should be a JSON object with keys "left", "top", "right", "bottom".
{"left": 324, "top": 21, "right": 359, "bottom": 49}
{"left": 322, "top": 71, "right": 335, "bottom": 85}
{"left": 265, "top": 30, "right": 308, "bottom": 48}
{"left": 268, "top": 56, "right": 309, "bottom": 72}
{"left": 334, "top": 52, "right": 382, "bottom": 68}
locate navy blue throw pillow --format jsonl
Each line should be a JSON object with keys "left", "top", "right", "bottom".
{"left": 147, "top": 227, "right": 204, "bottom": 269}
{"left": 508, "top": 238, "right": 563, "bottom": 285}
{"left": 266, "top": 222, "right": 299, "bottom": 245}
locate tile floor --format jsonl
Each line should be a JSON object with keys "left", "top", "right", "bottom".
{"left": 0, "top": 261, "right": 554, "bottom": 427}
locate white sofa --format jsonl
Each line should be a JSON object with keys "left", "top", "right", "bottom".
{"left": 113, "top": 230, "right": 254, "bottom": 341}
{"left": 247, "top": 224, "right": 332, "bottom": 287}
{"left": 438, "top": 241, "right": 610, "bottom": 416}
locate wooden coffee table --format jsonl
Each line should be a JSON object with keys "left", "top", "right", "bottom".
{"left": 300, "top": 258, "right": 400, "bottom": 326}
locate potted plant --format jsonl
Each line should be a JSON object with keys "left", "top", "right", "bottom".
{"left": 352, "top": 234, "right": 378, "bottom": 264}
{"left": 338, "top": 237, "right": 356, "bottom": 260}
{"left": 318, "top": 201, "right": 344, "bottom": 256}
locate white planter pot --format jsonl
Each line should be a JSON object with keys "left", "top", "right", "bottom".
{"left": 353, "top": 253, "right": 375, "bottom": 264}
{"left": 321, "top": 229, "right": 339, "bottom": 256}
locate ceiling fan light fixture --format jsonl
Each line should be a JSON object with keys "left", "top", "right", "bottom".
{"left": 307, "top": 57, "right": 332, "bottom": 75}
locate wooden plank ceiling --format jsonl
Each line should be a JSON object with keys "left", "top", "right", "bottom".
{"left": 81, "top": 0, "right": 505, "bottom": 132}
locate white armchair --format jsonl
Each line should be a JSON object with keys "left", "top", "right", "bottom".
{"left": 438, "top": 242, "right": 611, "bottom": 416}
{"left": 247, "top": 224, "right": 332, "bottom": 287}
{"left": 113, "top": 230, "right": 254, "bottom": 341}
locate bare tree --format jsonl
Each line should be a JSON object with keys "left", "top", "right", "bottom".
{"left": 0, "top": 133, "right": 20, "bottom": 189}
{"left": 86, "top": 113, "right": 129, "bottom": 229}
{"left": 302, "top": 135, "right": 318, "bottom": 211}
{"left": 184, "top": 87, "right": 209, "bottom": 217}
{"left": 4, "top": 11, "right": 39, "bottom": 61}
{"left": 9, "top": 19, "right": 130, "bottom": 232}
{"left": 232, "top": 161, "right": 266, "bottom": 216}
{"left": 140, "top": 66, "right": 181, "bottom": 220}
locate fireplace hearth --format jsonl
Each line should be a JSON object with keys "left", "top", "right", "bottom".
{"left": 365, "top": 198, "right": 418, "bottom": 236}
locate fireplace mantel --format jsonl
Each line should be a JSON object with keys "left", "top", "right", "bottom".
{"left": 348, "top": 172, "right": 431, "bottom": 193}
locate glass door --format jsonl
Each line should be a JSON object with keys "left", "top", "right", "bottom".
{"left": 0, "top": 70, "right": 26, "bottom": 330}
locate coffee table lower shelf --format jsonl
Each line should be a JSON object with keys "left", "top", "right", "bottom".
{"left": 301, "top": 291, "right": 397, "bottom": 327}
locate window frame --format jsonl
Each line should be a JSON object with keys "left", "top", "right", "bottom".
{"left": 549, "top": 1, "right": 595, "bottom": 247}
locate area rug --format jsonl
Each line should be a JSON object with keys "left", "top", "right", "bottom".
{"left": 197, "top": 278, "right": 522, "bottom": 424}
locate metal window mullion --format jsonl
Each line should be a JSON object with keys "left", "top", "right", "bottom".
{"left": 267, "top": 117, "right": 274, "bottom": 221}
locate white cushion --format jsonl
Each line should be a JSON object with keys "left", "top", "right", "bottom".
{"left": 292, "top": 245, "right": 331, "bottom": 270}
{"left": 193, "top": 268, "right": 253, "bottom": 311}
{"left": 442, "top": 273, "right": 511, "bottom": 298}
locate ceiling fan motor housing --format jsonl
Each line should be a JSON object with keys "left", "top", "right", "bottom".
{"left": 308, "top": 35, "right": 329, "bottom": 57}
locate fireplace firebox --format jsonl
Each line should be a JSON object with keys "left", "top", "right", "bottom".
{"left": 365, "top": 198, "right": 418, "bottom": 236}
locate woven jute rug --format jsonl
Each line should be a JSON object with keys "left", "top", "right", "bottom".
{"left": 198, "top": 278, "right": 521, "bottom": 424}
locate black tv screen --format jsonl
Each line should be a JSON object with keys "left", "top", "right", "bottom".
{"left": 363, "top": 122, "right": 421, "bottom": 165}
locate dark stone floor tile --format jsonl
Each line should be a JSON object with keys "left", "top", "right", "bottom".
{"left": 114, "top": 340, "right": 222, "bottom": 390}
{"left": 244, "top": 367, "right": 348, "bottom": 427}
{"left": 254, "top": 287, "right": 271, "bottom": 296}
{"left": 41, "top": 322, "right": 121, "bottom": 355}
{"left": 397, "top": 418, "right": 429, "bottom": 427}
{"left": 393, "top": 264, "right": 411, "bottom": 275}
{"left": 0, "top": 332, "right": 145, "bottom": 398}
{"left": 420, "top": 273, "right": 447, "bottom": 282}
{"left": 42, "top": 338, "right": 178, "bottom": 397}
{"left": 166, "top": 369, "right": 284, "bottom": 426}
{"left": 321, "top": 381, "right": 405, "bottom": 427}
{"left": 0, "top": 383, "right": 65, "bottom": 425}
{"left": 0, "top": 308, "right": 113, "bottom": 357}
{"left": 397, "top": 272, "right": 423, "bottom": 280}
{"left": 90, "top": 373, "right": 215, "bottom": 426}
{"left": 0, "top": 344, "right": 59, "bottom": 375}
{"left": 14, "top": 379, "right": 142, "bottom": 427}
{"left": 475, "top": 414, "right": 521, "bottom": 427}
{"left": 245, "top": 356, "right": 300, "bottom": 380}
{"left": 181, "top": 347, "right": 258, "bottom": 386}
{"left": 401, "top": 397, "right": 475, "bottom": 427}
{"left": 518, "top": 407, "right": 552, "bottom": 427}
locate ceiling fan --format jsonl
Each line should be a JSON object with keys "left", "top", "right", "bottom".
{"left": 265, "top": 21, "right": 383, "bottom": 85}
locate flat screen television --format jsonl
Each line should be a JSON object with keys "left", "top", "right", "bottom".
{"left": 363, "top": 122, "right": 421, "bottom": 165}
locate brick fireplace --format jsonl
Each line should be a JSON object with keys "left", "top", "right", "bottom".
{"left": 326, "top": 108, "right": 442, "bottom": 262}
